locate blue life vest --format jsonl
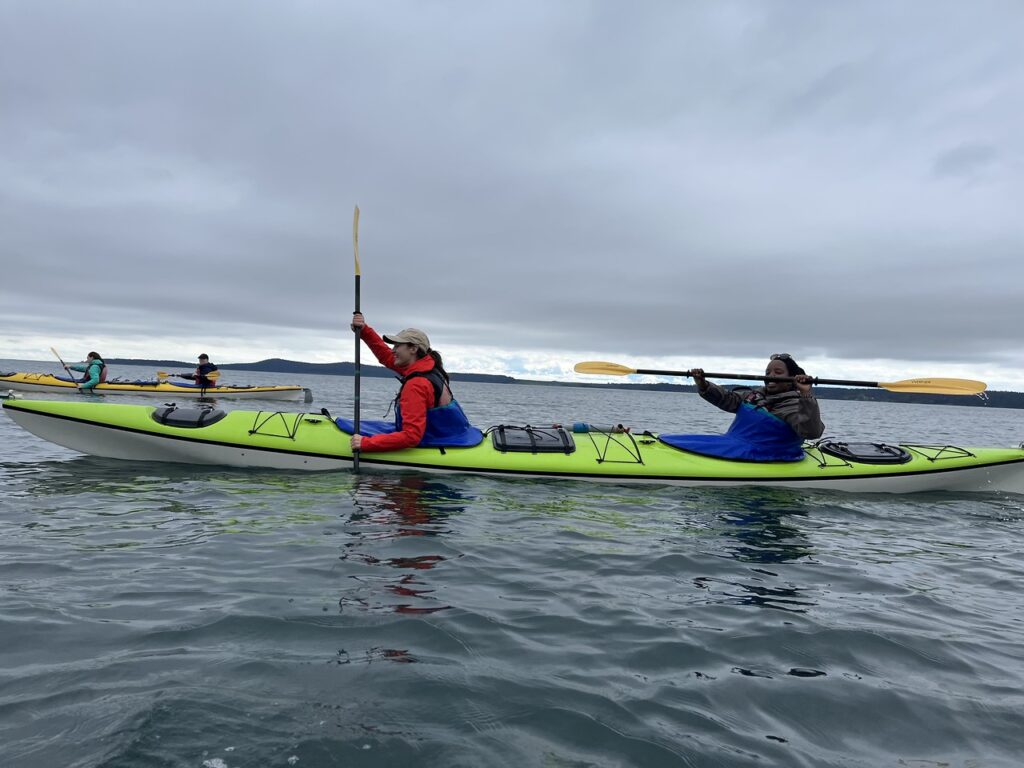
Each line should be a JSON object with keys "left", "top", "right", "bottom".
{"left": 336, "top": 368, "right": 483, "bottom": 448}
{"left": 659, "top": 402, "right": 805, "bottom": 462}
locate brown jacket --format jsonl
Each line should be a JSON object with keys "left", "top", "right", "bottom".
{"left": 700, "top": 382, "right": 825, "bottom": 439}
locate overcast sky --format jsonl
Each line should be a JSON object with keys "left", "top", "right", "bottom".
{"left": 2, "top": 1, "right": 1023, "bottom": 389}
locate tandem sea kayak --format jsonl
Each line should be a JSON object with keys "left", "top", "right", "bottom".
{"left": 0, "top": 372, "right": 312, "bottom": 401}
{"left": 5, "top": 398, "right": 1024, "bottom": 494}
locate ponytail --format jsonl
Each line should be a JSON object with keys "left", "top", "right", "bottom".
{"left": 416, "top": 348, "right": 450, "bottom": 384}
{"left": 429, "top": 350, "right": 450, "bottom": 384}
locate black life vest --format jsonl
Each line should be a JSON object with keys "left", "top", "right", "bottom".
{"left": 399, "top": 368, "right": 449, "bottom": 406}
{"left": 392, "top": 368, "right": 451, "bottom": 430}
{"left": 194, "top": 363, "right": 219, "bottom": 387}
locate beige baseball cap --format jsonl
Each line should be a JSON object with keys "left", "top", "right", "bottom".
{"left": 383, "top": 328, "right": 431, "bottom": 353}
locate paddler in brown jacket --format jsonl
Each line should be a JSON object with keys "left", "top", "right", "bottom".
{"left": 665, "top": 353, "right": 824, "bottom": 462}
{"left": 692, "top": 353, "right": 824, "bottom": 440}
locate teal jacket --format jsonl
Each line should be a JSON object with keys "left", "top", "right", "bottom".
{"left": 69, "top": 359, "right": 106, "bottom": 390}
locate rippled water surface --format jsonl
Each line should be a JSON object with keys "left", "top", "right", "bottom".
{"left": 2, "top": 360, "right": 1024, "bottom": 767}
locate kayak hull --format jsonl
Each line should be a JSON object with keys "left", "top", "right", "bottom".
{"left": 0, "top": 372, "right": 311, "bottom": 401}
{"left": 5, "top": 399, "right": 1024, "bottom": 494}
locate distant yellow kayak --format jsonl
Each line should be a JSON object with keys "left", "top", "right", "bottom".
{"left": 0, "top": 371, "right": 312, "bottom": 401}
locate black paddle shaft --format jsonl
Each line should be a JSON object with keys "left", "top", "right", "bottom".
{"left": 635, "top": 369, "right": 880, "bottom": 388}
{"left": 353, "top": 273, "right": 361, "bottom": 472}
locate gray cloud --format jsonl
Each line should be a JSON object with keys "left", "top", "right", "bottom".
{"left": 2, "top": 1, "right": 1023, "bottom": 380}
{"left": 933, "top": 142, "right": 998, "bottom": 181}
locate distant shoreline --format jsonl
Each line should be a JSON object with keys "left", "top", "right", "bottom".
{"left": 90, "top": 357, "right": 1023, "bottom": 410}
{"left": 3, "top": 356, "right": 1015, "bottom": 408}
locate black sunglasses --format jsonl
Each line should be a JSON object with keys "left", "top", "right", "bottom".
{"left": 770, "top": 353, "right": 792, "bottom": 361}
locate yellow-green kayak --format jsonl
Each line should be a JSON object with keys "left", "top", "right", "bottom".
{"left": 5, "top": 398, "right": 1024, "bottom": 494}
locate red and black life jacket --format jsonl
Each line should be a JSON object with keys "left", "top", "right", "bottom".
{"left": 80, "top": 359, "right": 107, "bottom": 384}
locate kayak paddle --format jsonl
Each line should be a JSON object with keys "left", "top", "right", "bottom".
{"left": 573, "top": 361, "right": 987, "bottom": 396}
{"left": 49, "top": 346, "right": 82, "bottom": 391}
{"left": 352, "top": 204, "right": 362, "bottom": 473}
{"left": 158, "top": 370, "right": 220, "bottom": 384}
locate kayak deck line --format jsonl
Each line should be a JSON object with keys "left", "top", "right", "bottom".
{"left": 5, "top": 399, "right": 1024, "bottom": 492}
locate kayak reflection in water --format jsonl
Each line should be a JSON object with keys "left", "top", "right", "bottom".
{"left": 350, "top": 473, "right": 468, "bottom": 536}
{"left": 347, "top": 313, "right": 483, "bottom": 453}
{"left": 667, "top": 354, "right": 825, "bottom": 462}
{"left": 339, "top": 474, "right": 473, "bottom": 615}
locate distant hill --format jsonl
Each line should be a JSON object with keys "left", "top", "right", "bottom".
{"left": 105, "top": 357, "right": 1024, "bottom": 409}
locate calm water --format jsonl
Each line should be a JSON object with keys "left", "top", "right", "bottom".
{"left": 2, "top": 359, "right": 1024, "bottom": 767}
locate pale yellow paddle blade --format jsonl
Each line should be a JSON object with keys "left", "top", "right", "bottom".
{"left": 879, "top": 378, "right": 987, "bottom": 396}
{"left": 574, "top": 361, "right": 638, "bottom": 376}
{"left": 157, "top": 371, "right": 169, "bottom": 379}
{"left": 352, "top": 205, "right": 361, "bottom": 276}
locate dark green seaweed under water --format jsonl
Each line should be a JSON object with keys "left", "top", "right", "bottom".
{"left": 2, "top": 362, "right": 1023, "bottom": 767}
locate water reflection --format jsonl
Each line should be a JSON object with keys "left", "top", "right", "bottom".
{"left": 338, "top": 473, "right": 472, "bottom": 615}
{"left": 347, "top": 472, "right": 467, "bottom": 536}
{"left": 717, "top": 488, "right": 814, "bottom": 564}
{"left": 703, "top": 488, "right": 818, "bottom": 613}
{"left": 3, "top": 456, "right": 342, "bottom": 545}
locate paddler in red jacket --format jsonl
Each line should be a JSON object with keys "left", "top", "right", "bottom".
{"left": 349, "top": 313, "right": 482, "bottom": 452}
